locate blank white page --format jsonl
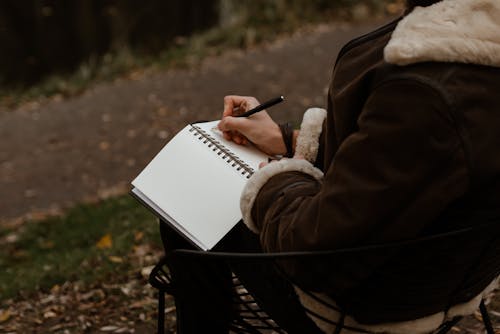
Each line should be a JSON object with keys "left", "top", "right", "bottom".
{"left": 131, "top": 121, "right": 269, "bottom": 250}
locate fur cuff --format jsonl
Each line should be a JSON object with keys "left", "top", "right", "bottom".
{"left": 240, "top": 159, "right": 323, "bottom": 233}
{"left": 295, "top": 108, "right": 327, "bottom": 162}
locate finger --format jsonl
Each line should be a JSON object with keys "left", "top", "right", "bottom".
{"left": 223, "top": 95, "right": 261, "bottom": 117}
{"left": 219, "top": 120, "right": 249, "bottom": 146}
{"left": 228, "top": 129, "right": 245, "bottom": 145}
{"left": 223, "top": 96, "right": 235, "bottom": 117}
{"left": 222, "top": 131, "right": 232, "bottom": 141}
{"left": 223, "top": 95, "right": 248, "bottom": 117}
{"left": 218, "top": 120, "right": 233, "bottom": 141}
{"left": 218, "top": 116, "right": 251, "bottom": 134}
{"left": 219, "top": 120, "right": 244, "bottom": 143}
{"left": 234, "top": 135, "right": 243, "bottom": 145}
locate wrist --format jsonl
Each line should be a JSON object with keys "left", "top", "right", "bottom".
{"left": 292, "top": 130, "right": 299, "bottom": 154}
{"left": 279, "top": 122, "right": 294, "bottom": 158}
{"left": 262, "top": 123, "right": 287, "bottom": 156}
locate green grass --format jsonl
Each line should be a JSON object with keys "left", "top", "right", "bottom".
{"left": 0, "top": 195, "right": 161, "bottom": 301}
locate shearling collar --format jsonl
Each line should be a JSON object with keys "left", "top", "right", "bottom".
{"left": 384, "top": 0, "right": 500, "bottom": 67}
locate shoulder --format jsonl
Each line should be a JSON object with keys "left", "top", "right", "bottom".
{"left": 371, "top": 63, "right": 455, "bottom": 104}
{"left": 362, "top": 64, "right": 463, "bottom": 138}
{"left": 371, "top": 61, "right": 500, "bottom": 112}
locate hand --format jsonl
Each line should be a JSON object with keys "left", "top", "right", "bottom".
{"left": 218, "top": 95, "right": 287, "bottom": 156}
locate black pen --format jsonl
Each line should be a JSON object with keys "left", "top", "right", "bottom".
{"left": 235, "top": 95, "right": 284, "bottom": 118}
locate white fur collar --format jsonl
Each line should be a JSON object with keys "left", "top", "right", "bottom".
{"left": 384, "top": 0, "right": 500, "bottom": 67}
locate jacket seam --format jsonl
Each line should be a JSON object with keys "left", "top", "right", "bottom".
{"left": 369, "top": 75, "right": 473, "bottom": 189}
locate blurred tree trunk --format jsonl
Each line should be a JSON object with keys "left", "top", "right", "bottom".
{"left": 74, "top": 0, "right": 100, "bottom": 57}
{"left": 0, "top": 0, "right": 220, "bottom": 86}
{"left": 106, "top": 1, "right": 130, "bottom": 51}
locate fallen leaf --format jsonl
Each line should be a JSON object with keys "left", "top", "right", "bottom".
{"left": 78, "top": 303, "right": 96, "bottom": 311}
{"left": 101, "top": 113, "right": 112, "bottom": 122}
{"left": 130, "top": 300, "right": 149, "bottom": 309}
{"left": 134, "top": 231, "right": 144, "bottom": 242}
{"left": 5, "top": 233, "right": 18, "bottom": 243}
{"left": 99, "top": 141, "right": 110, "bottom": 151}
{"left": 120, "top": 286, "right": 131, "bottom": 296}
{"left": 140, "top": 265, "right": 154, "bottom": 279}
{"left": 51, "top": 94, "right": 63, "bottom": 102}
{"left": 40, "top": 295, "right": 56, "bottom": 304}
{"left": 100, "top": 325, "right": 119, "bottom": 332}
{"left": 157, "top": 130, "right": 169, "bottom": 139}
{"left": 50, "top": 284, "right": 60, "bottom": 294}
{"left": 133, "top": 245, "right": 148, "bottom": 257}
{"left": 165, "top": 306, "right": 176, "bottom": 314}
{"left": 156, "top": 106, "right": 168, "bottom": 116}
{"left": 12, "top": 250, "right": 28, "bottom": 259}
{"left": 43, "top": 311, "right": 57, "bottom": 319}
{"left": 39, "top": 240, "right": 55, "bottom": 249}
{"left": 386, "top": 1, "right": 405, "bottom": 15}
{"left": 49, "top": 323, "right": 68, "bottom": 332}
{"left": 108, "top": 256, "right": 123, "bottom": 263}
{"left": 96, "top": 234, "right": 113, "bottom": 249}
{"left": 0, "top": 309, "right": 11, "bottom": 323}
{"left": 126, "top": 129, "right": 137, "bottom": 138}
{"left": 80, "top": 289, "right": 105, "bottom": 301}
{"left": 24, "top": 189, "right": 37, "bottom": 198}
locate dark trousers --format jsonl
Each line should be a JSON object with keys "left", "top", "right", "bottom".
{"left": 159, "top": 220, "right": 322, "bottom": 334}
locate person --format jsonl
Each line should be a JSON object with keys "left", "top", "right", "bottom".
{"left": 161, "top": 0, "right": 500, "bottom": 332}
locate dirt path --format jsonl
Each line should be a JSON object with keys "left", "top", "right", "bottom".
{"left": 0, "top": 21, "right": 378, "bottom": 226}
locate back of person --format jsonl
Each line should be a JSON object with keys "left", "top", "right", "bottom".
{"left": 236, "top": 0, "right": 500, "bottom": 328}
{"left": 302, "top": 0, "right": 500, "bottom": 326}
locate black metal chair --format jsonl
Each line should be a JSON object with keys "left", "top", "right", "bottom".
{"left": 149, "top": 222, "right": 499, "bottom": 334}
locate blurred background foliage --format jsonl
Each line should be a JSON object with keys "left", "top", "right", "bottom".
{"left": 0, "top": 0, "right": 218, "bottom": 86}
{"left": 0, "top": 0, "right": 403, "bottom": 106}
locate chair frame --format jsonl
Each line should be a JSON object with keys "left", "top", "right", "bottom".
{"left": 149, "top": 225, "right": 498, "bottom": 334}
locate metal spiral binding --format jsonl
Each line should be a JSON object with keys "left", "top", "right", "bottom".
{"left": 190, "top": 125, "right": 254, "bottom": 179}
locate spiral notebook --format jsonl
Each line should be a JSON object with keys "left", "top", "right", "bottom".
{"left": 131, "top": 120, "right": 270, "bottom": 250}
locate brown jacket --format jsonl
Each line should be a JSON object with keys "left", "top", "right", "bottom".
{"left": 240, "top": 0, "right": 500, "bottom": 326}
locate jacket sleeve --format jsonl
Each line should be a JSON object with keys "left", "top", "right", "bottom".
{"left": 241, "top": 107, "right": 326, "bottom": 233}
{"left": 240, "top": 79, "right": 469, "bottom": 253}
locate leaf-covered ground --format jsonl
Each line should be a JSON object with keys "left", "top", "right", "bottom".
{"left": 0, "top": 196, "right": 177, "bottom": 333}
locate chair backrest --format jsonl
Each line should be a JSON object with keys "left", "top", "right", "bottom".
{"left": 170, "top": 221, "right": 500, "bottom": 325}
